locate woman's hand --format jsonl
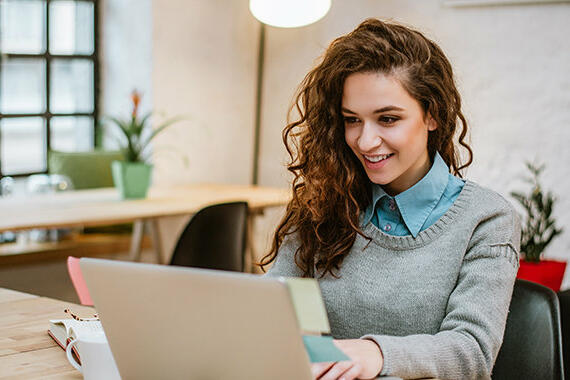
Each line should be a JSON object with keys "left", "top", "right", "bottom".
{"left": 311, "top": 339, "right": 383, "bottom": 380}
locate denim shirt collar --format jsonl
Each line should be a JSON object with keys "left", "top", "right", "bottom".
{"left": 362, "top": 152, "right": 450, "bottom": 237}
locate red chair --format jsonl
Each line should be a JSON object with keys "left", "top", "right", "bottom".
{"left": 67, "top": 256, "right": 93, "bottom": 306}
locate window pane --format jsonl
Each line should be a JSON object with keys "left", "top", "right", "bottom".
{"left": 50, "top": 116, "right": 93, "bottom": 152}
{"left": 50, "top": 58, "right": 93, "bottom": 113}
{"left": 0, "top": 58, "right": 46, "bottom": 114}
{"left": 49, "top": 1, "right": 94, "bottom": 55}
{"left": 1, "top": 117, "right": 46, "bottom": 175}
{"left": 0, "top": 0, "right": 46, "bottom": 54}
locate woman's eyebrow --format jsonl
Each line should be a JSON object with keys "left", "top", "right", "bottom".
{"left": 341, "top": 108, "right": 357, "bottom": 115}
{"left": 373, "top": 106, "right": 405, "bottom": 113}
{"left": 341, "top": 106, "right": 405, "bottom": 114}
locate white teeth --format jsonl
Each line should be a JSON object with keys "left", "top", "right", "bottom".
{"left": 364, "top": 154, "right": 392, "bottom": 162}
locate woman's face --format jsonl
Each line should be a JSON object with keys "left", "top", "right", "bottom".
{"left": 342, "top": 72, "right": 437, "bottom": 195}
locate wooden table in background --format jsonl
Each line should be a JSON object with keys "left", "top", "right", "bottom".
{"left": 0, "top": 288, "right": 94, "bottom": 379}
{"left": 0, "top": 184, "right": 290, "bottom": 269}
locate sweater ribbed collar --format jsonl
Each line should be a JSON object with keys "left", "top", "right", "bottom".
{"left": 359, "top": 180, "right": 475, "bottom": 250}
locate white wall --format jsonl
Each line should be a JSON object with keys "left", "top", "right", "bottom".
{"left": 151, "top": 0, "right": 258, "bottom": 185}
{"left": 116, "top": 1, "right": 570, "bottom": 276}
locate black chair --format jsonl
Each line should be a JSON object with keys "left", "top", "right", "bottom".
{"left": 557, "top": 289, "right": 570, "bottom": 380}
{"left": 493, "top": 279, "right": 564, "bottom": 380}
{"left": 169, "top": 202, "right": 248, "bottom": 272}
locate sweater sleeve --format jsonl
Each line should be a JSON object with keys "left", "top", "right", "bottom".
{"left": 362, "top": 203, "right": 521, "bottom": 380}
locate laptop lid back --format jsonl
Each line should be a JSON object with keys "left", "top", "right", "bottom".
{"left": 80, "top": 258, "right": 312, "bottom": 380}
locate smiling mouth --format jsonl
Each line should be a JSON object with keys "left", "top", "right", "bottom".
{"left": 364, "top": 153, "right": 394, "bottom": 163}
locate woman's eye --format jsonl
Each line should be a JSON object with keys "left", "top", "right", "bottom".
{"left": 343, "top": 116, "right": 360, "bottom": 124}
{"left": 380, "top": 116, "right": 399, "bottom": 124}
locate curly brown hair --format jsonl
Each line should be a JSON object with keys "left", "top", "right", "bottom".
{"left": 258, "top": 18, "right": 473, "bottom": 278}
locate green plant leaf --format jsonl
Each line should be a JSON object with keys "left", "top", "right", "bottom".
{"left": 138, "top": 116, "right": 185, "bottom": 154}
{"left": 105, "top": 105, "right": 185, "bottom": 164}
{"left": 515, "top": 161, "right": 562, "bottom": 262}
{"left": 148, "top": 116, "right": 184, "bottom": 141}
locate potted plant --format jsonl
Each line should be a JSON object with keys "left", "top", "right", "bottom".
{"left": 108, "top": 90, "right": 182, "bottom": 199}
{"left": 511, "top": 162, "right": 564, "bottom": 291}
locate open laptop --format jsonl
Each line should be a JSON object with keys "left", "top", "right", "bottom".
{"left": 80, "top": 258, "right": 313, "bottom": 380}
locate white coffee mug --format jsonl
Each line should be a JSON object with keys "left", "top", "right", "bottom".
{"left": 66, "top": 333, "right": 121, "bottom": 380}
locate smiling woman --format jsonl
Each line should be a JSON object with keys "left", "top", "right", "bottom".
{"left": 342, "top": 72, "right": 437, "bottom": 195}
{"left": 260, "top": 18, "right": 520, "bottom": 380}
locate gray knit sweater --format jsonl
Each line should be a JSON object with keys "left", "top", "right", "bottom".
{"left": 267, "top": 181, "right": 520, "bottom": 380}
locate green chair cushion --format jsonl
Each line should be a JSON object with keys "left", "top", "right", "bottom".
{"left": 48, "top": 150, "right": 124, "bottom": 190}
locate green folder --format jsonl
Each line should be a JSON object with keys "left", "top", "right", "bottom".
{"left": 282, "top": 277, "right": 330, "bottom": 334}
{"left": 302, "top": 335, "right": 350, "bottom": 363}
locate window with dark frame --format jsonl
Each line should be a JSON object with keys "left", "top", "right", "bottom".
{"left": 0, "top": 0, "right": 98, "bottom": 177}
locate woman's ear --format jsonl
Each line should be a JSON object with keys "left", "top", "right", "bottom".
{"left": 426, "top": 114, "right": 438, "bottom": 131}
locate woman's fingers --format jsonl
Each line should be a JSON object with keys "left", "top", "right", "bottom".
{"left": 311, "top": 362, "right": 336, "bottom": 378}
{"left": 316, "top": 361, "right": 356, "bottom": 380}
{"left": 337, "top": 362, "right": 362, "bottom": 380}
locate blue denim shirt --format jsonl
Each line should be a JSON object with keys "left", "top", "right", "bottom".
{"left": 362, "top": 152, "right": 465, "bottom": 237}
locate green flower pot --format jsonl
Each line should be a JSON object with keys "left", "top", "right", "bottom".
{"left": 111, "top": 161, "right": 152, "bottom": 199}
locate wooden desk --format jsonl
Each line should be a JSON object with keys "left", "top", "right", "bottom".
{"left": 0, "top": 184, "right": 290, "bottom": 268}
{"left": 0, "top": 288, "right": 93, "bottom": 379}
{"left": 0, "top": 184, "right": 289, "bottom": 232}
{"left": 0, "top": 289, "right": 438, "bottom": 380}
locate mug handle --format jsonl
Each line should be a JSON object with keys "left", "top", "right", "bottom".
{"left": 66, "top": 339, "right": 82, "bottom": 373}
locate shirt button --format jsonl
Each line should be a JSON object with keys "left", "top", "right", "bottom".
{"left": 384, "top": 223, "right": 392, "bottom": 232}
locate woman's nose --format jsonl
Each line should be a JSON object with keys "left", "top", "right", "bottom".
{"left": 357, "top": 123, "right": 382, "bottom": 152}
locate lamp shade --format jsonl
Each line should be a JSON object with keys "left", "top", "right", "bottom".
{"left": 249, "top": 0, "right": 331, "bottom": 28}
